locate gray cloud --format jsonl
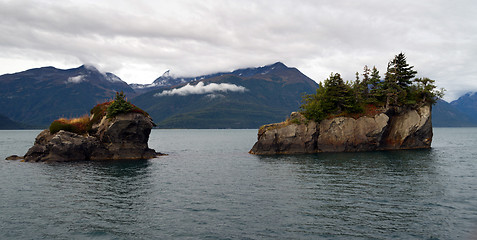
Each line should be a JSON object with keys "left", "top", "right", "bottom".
{"left": 154, "top": 82, "right": 247, "bottom": 97}
{"left": 0, "top": 0, "right": 476, "bottom": 100}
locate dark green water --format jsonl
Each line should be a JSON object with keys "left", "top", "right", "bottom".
{"left": 1, "top": 128, "right": 476, "bottom": 239}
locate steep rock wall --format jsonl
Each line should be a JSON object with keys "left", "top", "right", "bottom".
{"left": 249, "top": 105, "right": 432, "bottom": 155}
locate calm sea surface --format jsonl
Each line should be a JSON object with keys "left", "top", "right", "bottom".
{"left": 1, "top": 128, "right": 477, "bottom": 239}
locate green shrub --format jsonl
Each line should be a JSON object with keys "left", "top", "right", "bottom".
{"left": 289, "top": 118, "right": 302, "bottom": 125}
{"left": 49, "top": 120, "right": 75, "bottom": 134}
{"left": 104, "top": 91, "right": 149, "bottom": 119}
{"left": 49, "top": 116, "right": 90, "bottom": 135}
{"left": 106, "top": 91, "right": 133, "bottom": 118}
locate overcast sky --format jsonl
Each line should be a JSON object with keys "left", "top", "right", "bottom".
{"left": 1, "top": 0, "right": 476, "bottom": 101}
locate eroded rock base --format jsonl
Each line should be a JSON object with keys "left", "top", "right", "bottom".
{"left": 250, "top": 105, "right": 432, "bottom": 155}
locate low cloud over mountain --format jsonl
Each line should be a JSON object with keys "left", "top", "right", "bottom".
{"left": 154, "top": 82, "right": 247, "bottom": 97}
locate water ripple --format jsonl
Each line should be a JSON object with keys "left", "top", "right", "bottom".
{"left": 1, "top": 129, "right": 477, "bottom": 239}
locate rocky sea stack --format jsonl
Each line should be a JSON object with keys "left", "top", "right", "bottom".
{"left": 249, "top": 105, "right": 432, "bottom": 155}
{"left": 8, "top": 92, "right": 159, "bottom": 162}
{"left": 250, "top": 53, "right": 442, "bottom": 155}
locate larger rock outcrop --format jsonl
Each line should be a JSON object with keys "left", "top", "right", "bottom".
{"left": 20, "top": 113, "right": 158, "bottom": 162}
{"left": 249, "top": 105, "right": 432, "bottom": 154}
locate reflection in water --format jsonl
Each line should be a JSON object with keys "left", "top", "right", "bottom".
{"left": 2, "top": 129, "right": 476, "bottom": 239}
{"left": 257, "top": 149, "right": 441, "bottom": 181}
{"left": 256, "top": 149, "right": 452, "bottom": 239}
{"left": 37, "top": 160, "right": 154, "bottom": 238}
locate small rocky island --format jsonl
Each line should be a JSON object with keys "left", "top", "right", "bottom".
{"left": 250, "top": 53, "right": 443, "bottom": 155}
{"left": 7, "top": 92, "right": 160, "bottom": 162}
{"left": 249, "top": 106, "right": 432, "bottom": 154}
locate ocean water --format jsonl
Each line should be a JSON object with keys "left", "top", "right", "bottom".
{"left": 1, "top": 128, "right": 477, "bottom": 239}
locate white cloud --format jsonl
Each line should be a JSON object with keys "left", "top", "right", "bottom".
{"left": 67, "top": 75, "right": 85, "bottom": 84}
{"left": 205, "top": 93, "right": 226, "bottom": 100}
{"left": 155, "top": 82, "right": 247, "bottom": 97}
{"left": 0, "top": 0, "right": 476, "bottom": 100}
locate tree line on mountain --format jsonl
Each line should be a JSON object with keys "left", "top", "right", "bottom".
{"left": 300, "top": 53, "right": 445, "bottom": 122}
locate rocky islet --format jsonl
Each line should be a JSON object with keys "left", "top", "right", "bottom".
{"left": 249, "top": 104, "right": 433, "bottom": 154}
{"left": 6, "top": 93, "right": 161, "bottom": 162}
{"left": 7, "top": 104, "right": 434, "bottom": 161}
{"left": 13, "top": 112, "right": 159, "bottom": 162}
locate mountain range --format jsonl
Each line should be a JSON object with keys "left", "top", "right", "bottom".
{"left": 0, "top": 113, "right": 31, "bottom": 129}
{"left": 0, "top": 65, "right": 134, "bottom": 126}
{"left": 132, "top": 62, "right": 319, "bottom": 128}
{"left": 432, "top": 99, "right": 477, "bottom": 127}
{"left": 0, "top": 62, "right": 476, "bottom": 129}
{"left": 450, "top": 92, "right": 477, "bottom": 122}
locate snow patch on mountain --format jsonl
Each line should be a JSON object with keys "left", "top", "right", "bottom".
{"left": 106, "top": 73, "right": 122, "bottom": 83}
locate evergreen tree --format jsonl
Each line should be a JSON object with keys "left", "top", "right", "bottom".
{"left": 369, "top": 66, "right": 381, "bottom": 87}
{"left": 414, "top": 77, "right": 444, "bottom": 104}
{"left": 382, "top": 53, "right": 418, "bottom": 107}
{"left": 301, "top": 82, "right": 327, "bottom": 122}
{"left": 361, "top": 65, "right": 371, "bottom": 100}
{"left": 300, "top": 53, "right": 444, "bottom": 123}
{"left": 381, "top": 62, "right": 401, "bottom": 108}
{"left": 385, "top": 52, "right": 417, "bottom": 89}
{"left": 353, "top": 71, "right": 364, "bottom": 103}
{"left": 106, "top": 91, "right": 133, "bottom": 118}
{"left": 323, "top": 73, "right": 350, "bottom": 113}
{"left": 362, "top": 65, "right": 370, "bottom": 82}
{"left": 368, "top": 66, "right": 382, "bottom": 103}
{"left": 301, "top": 73, "right": 361, "bottom": 122}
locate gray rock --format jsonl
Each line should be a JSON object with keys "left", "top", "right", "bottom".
{"left": 251, "top": 112, "right": 318, "bottom": 154}
{"left": 24, "top": 130, "right": 97, "bottom": 162}
{"left": 383, "top": 105, "right": 433, "bottom": 149}
{"left": 91, "top": 113, "right": 156, "bottom": 160}
{"left": 5, "top": 155, "right": 23, "bottom": 160}
{"left": 317, "top": 113, "right": 389, "bottom": 152}
{"left": 250, "top": 105, "right": 433, "bottom": 155}
{"left": 20, "top": 113, "right": 158, "bottom": 162}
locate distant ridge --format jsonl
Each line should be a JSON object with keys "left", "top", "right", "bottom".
{"left": 432, "top": 99, "right": 477, "bottom": 127}
{"left": 130, "top": 62, "right": 304, "bottom": 94}
{"left": 0, "top": 65, "right": 134, "bottom": 126}
{"left": 1, "top": 63, "right": 477, "bottom": 128}
{"left": 0, "top": 113, "right": 31, "bottom": 129}
{"left": 131, "top": 62, "right": 319, "bottom": 128}
{"left": 450, "top": 92, "right": 477, "bottom": 122}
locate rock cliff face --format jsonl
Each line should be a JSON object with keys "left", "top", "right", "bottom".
{"left": 20, "top": 113, "right": 158, "bottom": 162}
{"left": 249, "top": 105, "right": 432, "bottom": 155}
